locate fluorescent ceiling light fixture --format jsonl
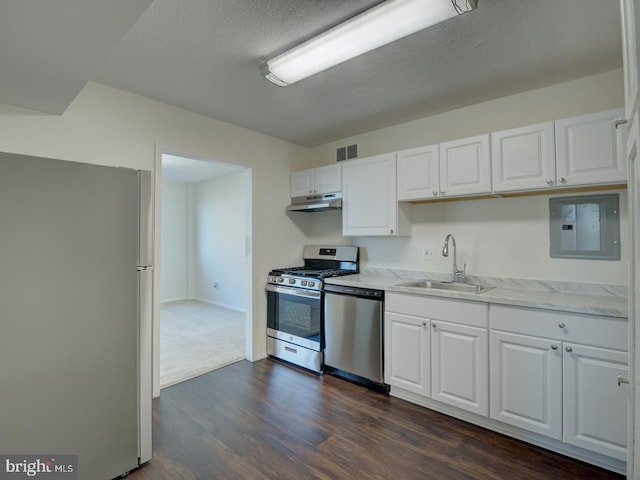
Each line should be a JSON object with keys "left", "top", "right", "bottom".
{"left": 261, "top": 0, "right": 477, "bottom": 87}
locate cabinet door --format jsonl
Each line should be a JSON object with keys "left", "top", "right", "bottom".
{"left": 490, "top": 331, "right": 562, "bottom": 440}
{"left": 431, "top": 320, "right": 488, "bottom": 416}
{"left": 439, "top": 134, "right": 492, "bottom": 197}
{"left": 491, "top": 122, "right": 556, "bottom": 193}
{"left": 563, "top": 343, "right": 628, "bottom": 460}
{"left": 397, "top": 144, "right": 440, "bottom": 201}
{"left": 290, "top": 169, "right": 314, "bottom": 197}
{"left": 555, "top": 108, "right": 627, "bottom": 186}
{"left": 342, "top": 153, "right": 398, "bottom": 236}
{"left": 314, "top": 164, "right": 342, "bottom": 194}
{"left": 384, "top": 312, "right": 430, "bottom": 396}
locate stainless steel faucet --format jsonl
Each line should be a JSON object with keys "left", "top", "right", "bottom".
{"left": 442, "top": 234, "right": 466, "bottom": 283}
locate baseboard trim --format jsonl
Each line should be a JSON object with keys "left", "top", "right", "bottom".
{"left": 160, "top": 297, "right": 245, "bottom": 313}
{"left": 191, "top": 297, "right": 245, "bottom": 313}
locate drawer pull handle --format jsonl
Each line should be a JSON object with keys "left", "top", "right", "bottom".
{"left": 285, "top": 346, "right": 297, "bottom": 354}
{"left": 565, "top": 346, "right": 573, "bottom": 353}
{"left": 618, "top": 374, "right": 630, "bottom": 387}
{"left": 551, "top": 344, "right": 558, "bottom": 350}
{"left": 558, "top": 323, "right": 565, "bottom": 329}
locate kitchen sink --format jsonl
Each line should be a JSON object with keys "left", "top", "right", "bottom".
{"left": 396, "top": 280, "right": 495, "bottom": 294}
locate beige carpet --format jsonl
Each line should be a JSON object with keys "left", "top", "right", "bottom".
{"left": 160, "top": 300, "right": 246, "bottom": 388}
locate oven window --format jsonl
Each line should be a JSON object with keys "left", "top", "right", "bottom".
{"left": 267, "top": 290, "right": 321, "bottom": 342}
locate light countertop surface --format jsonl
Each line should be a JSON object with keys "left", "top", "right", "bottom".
{"left": 324, "top": 269, "right": 628, "bottom": 319}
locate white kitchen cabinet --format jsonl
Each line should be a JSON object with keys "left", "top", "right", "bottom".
{"left": 384, "top": 311, "right": 430, "bottom": 396}
{"left": 490, "top": 330, "right": 563, "bottom": 440}
{"left": 491, "top": 122, "right": 556, "bottom": 193}
{"left": 396, "top": 144, "right": 440, "bottom": 200}
{"left": 555, "top": 108, "right": 627, "bottom": 187}
{"left": 439, "top": 134, "right": 492, "bottom": 197}
{"left": 342, "top": 153, "right": 410, "bottom": 236}
{"left": 490, "top": 304, "right": 629, "bottom": 458}
{"left": 563, "top": 343, "right": 629, "bottom": 460}
{"left": 384, "top": 293, "right": 488, "bottom": 416}
{"left": 290, "top": 164, "right": 341, "bottom": 197}
{"left": 431, "top": 320, "right": 488, "bottom": 416}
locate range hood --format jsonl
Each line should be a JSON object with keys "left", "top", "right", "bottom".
{"left": 287, "top": 192, "right": 342, "bottom": 212}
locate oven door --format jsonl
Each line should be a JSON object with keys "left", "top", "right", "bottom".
{"left": 266, "top": 284, "right": 322, "bottom": 351}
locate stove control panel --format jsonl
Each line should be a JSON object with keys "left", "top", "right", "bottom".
{"left": 267, "top": 275, "right": 320, "bottom": 290}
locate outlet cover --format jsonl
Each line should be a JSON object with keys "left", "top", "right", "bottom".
{"left": 422, "top": 247, "right": 434, "bottom": 260}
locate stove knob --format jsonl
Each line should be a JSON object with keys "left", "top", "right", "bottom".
{"left": 308, "top": 281, "right": 315, "bottom": 288}
{"left": 289, "top": 278, "right": 296, "bottom": 285}
{"left": 301, "top": 280, "right": 308, "bottom": 286}
{"left": 277, "top": 277, "right": 284, "bottom": 283}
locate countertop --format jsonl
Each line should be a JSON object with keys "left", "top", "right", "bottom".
{"left": 324, "top": 268, "right": 628, "bottom": 319}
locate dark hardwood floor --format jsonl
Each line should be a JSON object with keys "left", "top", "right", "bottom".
{"left": 127, "top": 359, "right": 624, "bottom": 480}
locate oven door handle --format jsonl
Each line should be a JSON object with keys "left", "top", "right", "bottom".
{"left": 266, "top": 284, "right": 321, "bottom": 299}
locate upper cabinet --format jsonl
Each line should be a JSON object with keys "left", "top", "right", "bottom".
{"left": 290, "top": 164, "right": 341, "bottom": 197}
{"left": 492, "top": 109, "right": 626, "bottom": 194}
{"left": 491, "top": 122, "right": 556, "bottom": 193}
{"left": 555, "top": 108, "right": 627, "bottom": 187}
{"left": 397, "top": 144, "right": 439, "bottom": 201}
{"left": 342, "top": 153, "right": 410, "bottom": 236}
{"left": 439, "top": 134, "right": 492, "bottom": 197}
{"left": 397, "top": 135, "right": 491, "bottom": 201}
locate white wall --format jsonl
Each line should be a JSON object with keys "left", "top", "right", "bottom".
{"left": 0, "top": 81, "right": 316, "bottom": 396}
{"left": 310, "top": 70, "right": 629, "bottom": 285}
{"left": 191, "top": 171, "right": 246, "bottom": 310}
{"left": 160, "top": 181, "right": 189, "bottom": 302}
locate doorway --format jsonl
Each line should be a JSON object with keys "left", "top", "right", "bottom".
{"left": 159, "top": 153, "right": 249, "bottom": 388}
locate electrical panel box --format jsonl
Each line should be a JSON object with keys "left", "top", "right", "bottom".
{"left": 549, "top": 194, "right": 620, "bottom": 260}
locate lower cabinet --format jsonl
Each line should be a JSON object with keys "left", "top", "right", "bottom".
{"left": 432, "top": 320, "right": 488, "bottom": 416}
{"left": 562, "top": 343, "right": 628, "bottom": 460}
{"left": 490, "top": 330, "right": 563, "bottom": 439}
{"left": 385, "top": 311, "right": 430, "bottom": 396}
{"left": 384, "top": 293, "right": 489, "bottom": 416}
{"left": 385, "top": 296, "right": 629, "bottom": 471}
{"left": 489, "top": 305, "right": 629, "bottom": 462}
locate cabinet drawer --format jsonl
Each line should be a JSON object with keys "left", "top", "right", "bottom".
{"left": 490, "top": 305, "right": 627, "bottom": 351}
{"left": 386, "top": 292, "right": 488, "bottom": 328}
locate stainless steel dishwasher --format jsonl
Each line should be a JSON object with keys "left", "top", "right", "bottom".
{"left": 323, "top": 283, "right": 388, "bottom": 392}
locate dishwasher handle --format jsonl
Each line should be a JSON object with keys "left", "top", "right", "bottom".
{"left": 323, "top": 283, "right": 384, "bottom": 300}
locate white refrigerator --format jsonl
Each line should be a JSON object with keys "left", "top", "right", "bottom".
{"left": 0, "top": 152, "right": 153, "bottom": 479}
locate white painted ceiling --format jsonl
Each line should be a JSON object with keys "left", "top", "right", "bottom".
{"left": 1, "top": 0, "right": 623, "bottom": 147}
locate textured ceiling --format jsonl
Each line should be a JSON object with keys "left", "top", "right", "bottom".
{"left": 0, "top": 0, "right": 623, "bottom": 147}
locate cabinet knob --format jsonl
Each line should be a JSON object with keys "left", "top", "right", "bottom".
{"left": 390, "top": 229, "right": 394, "bottom": 234}
{"left": 422, "top": 321, "right": 427, "bottom": 327}
{"left": 431, "top": 322, "right": 436, "bottom": 328}
{"left": 617, "top": 374, "right": 630, "bottom": 387}
{"left": 433, "top": 191, "right": 438, "bottom": 197}
{"left": 559, "top": 177, "right": 567, "bottom": 184}
{"left": 558, "top": 323, "right": 565, "bottom": 329}
{"left": 546, "top": 179, "right": 554, "bottom": 185}
{"left": 439, "top": 190, "right": 445, "bottom": 196}
{"left": 551, "top": 344, "right": 558, "bottom": 350}
{"left": 565, "top": 346, "right": 573, "bottom": 353}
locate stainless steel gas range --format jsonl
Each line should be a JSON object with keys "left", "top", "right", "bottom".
{"left": 265, "top": 245, "right": 358, "bottom": 373}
